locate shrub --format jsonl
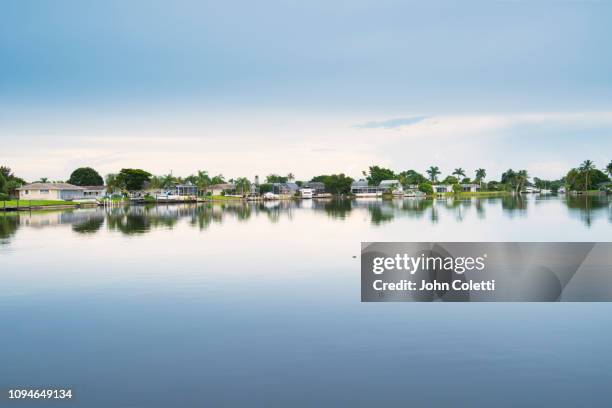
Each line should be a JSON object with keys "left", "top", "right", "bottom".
{"left": 419, "top": 183, "right": 433, "bottom": 195}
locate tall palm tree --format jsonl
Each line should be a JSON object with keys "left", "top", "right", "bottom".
{"left": 475, "top": 168, "right": 486, "bottom": 190}
{"left": 475, "top": 168, "right": 486, "bottom": 182}
{"left": 516, "top": 170, "right": 529, "bottom": 194}
{"left": 235, "top": 177, "right": 251, "bottom": 196}
{"left": 287, "top": 173, "right": 295, "bottom": 182}
{"left": 195, "top": 170, "right": 211, "bottom": 197}
{"left": 38, "top": 177, "right": 49, "bottom": 183}
{"left": 580, "top": 160, "right": 595, "bottom": 192}
{"left": 426, "top": 166, "right": 440, "bottom": 183}
{"left": 161, "top": 173, "right": 176, "bottom": 189}
{"left": 605, "top": 161, "right": 612, "bottom": 178}
{"left": 452, "top": 168, "right": 466, "bottom": 179}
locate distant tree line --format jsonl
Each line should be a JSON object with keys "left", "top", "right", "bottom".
{"left": 1, "top": 159, "right": 611, "bottom": 200}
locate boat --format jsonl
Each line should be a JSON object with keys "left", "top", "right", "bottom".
{"left": 263, "top": 192, "right": 279, "bottom": 200}
{"left": 299, "top": 188, "right": 314, "bottom": 199}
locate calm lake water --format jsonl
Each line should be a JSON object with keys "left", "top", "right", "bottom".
{"left": 1, "top": 195, "right": 611, "bottom": 407}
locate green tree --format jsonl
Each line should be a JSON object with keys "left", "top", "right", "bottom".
{"left": 419, "top": 183, "right": 433, "bottom": 195}
{"left": 607, "top": 160, "right": 612, "bottom": 178}
{"left": 442, "top": 175, "right": 459, "bottom": 184}
{"left": 210, "top": 174, "right": 225, "bottom": 185}
{"left": 452, "top": 168, "right": 466, "bottom": 179}
{"left": 0, "top": 166, "right": 25, "bottom": 197}
{"left": 322, "top": 174, "right": 353, "bottom": 195}
{"left": 398, "top": 170, "right": 427, "bottom": 186}
{"left": 161, "top": 173, "right": 177, "bottom": 189}
{"left": 68, "top": 167, "right": 104, "bottom": 186}
{"left": 426, "top": 166, "right": 441, "bottom": 183}
{"left": 475, "top": 168, "right": 486, "bottom": 182}
{"left": 266, "top": 174, "right": 288, "bottom": 183}
{"left": 116, "top": 168, "right": 152, "bottom": 191}
{"left": 515, "top": 170, "right": 529, "bottom": 194}
{"left": 364, "top": 165, "right": 395, "bottom": 186}
{"left": 195, "top": 170, "right": 212, "bottom": 196}
{"left": 235, "top": 177, "right": 251, "bottom": 195}
{"left": 579, "top": 160, "right": 596, "bottom": 192}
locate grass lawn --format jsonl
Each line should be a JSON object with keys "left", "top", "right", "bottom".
{"left": 1, "top": 200, "right": 77, "bottom": 207}
{"left": 208, "top": 195, "right": 244, "bottom": 201}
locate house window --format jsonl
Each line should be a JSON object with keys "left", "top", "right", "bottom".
{"left": 40, "top": 189, "right": 49, "bottom": 194}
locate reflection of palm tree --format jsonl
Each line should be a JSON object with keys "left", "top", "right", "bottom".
{"left": 426, "top": 166, "right": 440, "bottom": 183}
{"left": 452, "top": 168, "right": 466, "bottom": 179}
{"left": 580, "top": 160, "right": 595, "bottom": 192}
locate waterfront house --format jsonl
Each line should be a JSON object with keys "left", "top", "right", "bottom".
{"left": 82, "top": 185, "right": 107, "bottom": 199}
{"left": 17, "top": 183, "right": 86, "bottom": 201}
{"left": 434, "top": 184, "right": 454, "bottom": 194}
{"left": 174, "top": 183, "right": 198, "bottom": 196}
{"left": 351, "top": 180, "right": 383, "bottom": 197}
{"left": 304, "top": 182, "right": 326, "bottom": 195}
{"left": 210, "top": 183, "right": 236, "bottom": 196}
{"left": 460, "top": 183, "right": 481, "bottom": 193}
{"left": 271, "top": 182, "right": 299, "bottom": 195}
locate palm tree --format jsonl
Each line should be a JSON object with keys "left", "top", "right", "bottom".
{"left": 475, "top": 168, "right": 486, "bottom": 182}
{"left": 426, "top": 166, "right": 440, "bottom": 183}
{"left": 515, "top": 170, "right": 529, "bottom": 194}
{"left": 287, "top": 173, "right": 295, "bottom": 182}
{"left": 475, "top": 168, "right": 486, "bottom": 189}
{"left": 161, "top": 173, "right": 176, "bottom": 189}
{"left": 580, "top": 160, "right": 595, "bottom": 192}
{"left": 195, "top": 170, "right": 211, "bottom": 197}
{"left": 105, "top": 173, "right": 121, "bottom": 194}
{"left": 452, "top": 168, "right": 466, "bottom": 180}
{"left": 235, "top": 177, "right": 251, "bottom": 196}
{"left": 38, "top": 177, "right": 49, "bottom": 183}
{"left": 606, "top": 161, "right": 612, "bottom": 178}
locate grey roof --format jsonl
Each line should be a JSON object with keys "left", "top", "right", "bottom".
{"left": 17, "top": 182, "right": 85, "bottom": 191}
{"left": 211, "top": 183, "right": 236, "bottom": 189}
{"left": 82, "top": 185, "right": 106, "bottom": 190}
{"left": 351, "top": 180, "right": 369, "bottom": 188}
{"left": 379, "top": 180, "right": 401, "bottom": 186}
{"left": 305, "top": 181, "right": 325, "bottom": 188}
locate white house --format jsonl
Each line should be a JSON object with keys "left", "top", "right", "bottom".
{"left": 434, "top": 184, "right": 454, "bottom": 193}
{"left": 460, "top": 183, "right": 481, "bottom": 193}
{"left": 82, "top": 185, "right": 107, "bottom": 198}
{"left": 210, "top": 183, "right": 236, "bottom": 196}
{"left": 351, "top": 180, "right": 383, "bottom": 197}
{"left": 17, "top": 183, "right": 86, "bottom": 201}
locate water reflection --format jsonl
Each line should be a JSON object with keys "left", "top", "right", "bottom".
{"left": 0, "top": 195, "right": 610, "bottom": 244}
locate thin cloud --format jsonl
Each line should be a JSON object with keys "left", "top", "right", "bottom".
{"left": 356, "top": 116, "right": 429, "bottom": 129}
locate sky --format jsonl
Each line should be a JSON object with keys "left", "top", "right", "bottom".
{"left": 1, "top": 0, "right": 611, "bottom": 182}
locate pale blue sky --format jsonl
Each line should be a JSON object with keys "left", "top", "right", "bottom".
{"left": 1, "top": 1, "right": 611, "bottom": 181}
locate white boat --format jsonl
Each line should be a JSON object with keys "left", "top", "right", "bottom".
{"left": 354, "top": 192, "right": 383, "bottom": 198}
{"left": 299, "top": 188, "right": 314, "bottom": 199}
{"left": 263, "top": 192, "right": 279, "bottom": 200}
